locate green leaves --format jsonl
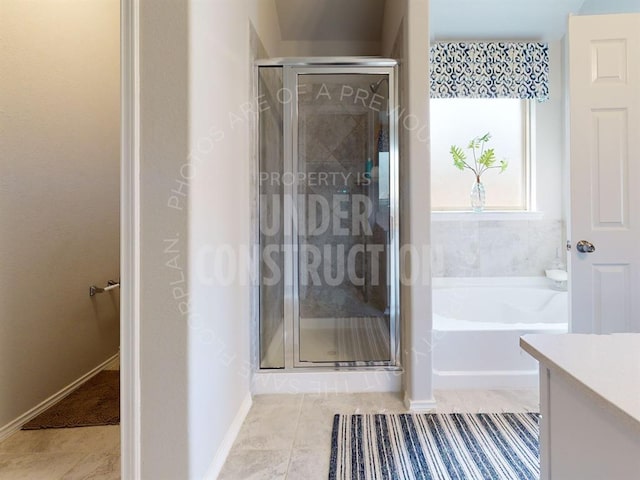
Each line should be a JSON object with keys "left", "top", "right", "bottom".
{"left": 450, "top": 145, "right": 467, "bottom": 171}
{"left": 467, "top": 133, "right": 490, "bottom": 150}
{"left": 478, "top": 148, "right": 496, "bottom": 168}
{"left": 478, "top": 132, "right": 491, "bottom": 143}
{"left": 448, "top": 132, "right": 508, "bottom": 179}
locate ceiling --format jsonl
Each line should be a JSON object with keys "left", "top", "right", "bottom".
{"left": 273, "top": 0, "right": 598, "bottom": 45}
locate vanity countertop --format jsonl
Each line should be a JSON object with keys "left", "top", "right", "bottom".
{"left": 520, "top": 333, "right": 640, "bottom": 426}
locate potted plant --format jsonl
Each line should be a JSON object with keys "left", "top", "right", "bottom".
{"left": 449, "top": 132, "right": 508, "bottom": 212}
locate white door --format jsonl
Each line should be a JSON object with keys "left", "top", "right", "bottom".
{"left": 569, "top": 13, "right": 640, "bottom": 334}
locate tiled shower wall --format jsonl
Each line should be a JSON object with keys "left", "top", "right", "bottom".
{"left": 297, "top": 77, "right": 388, "bottom": 317}
{"left": 431, "top": 218, "right": 565, "bottom": 277}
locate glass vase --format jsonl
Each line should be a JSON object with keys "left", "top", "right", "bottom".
{"left": 470, "top": 180, "right": 486, "bottom": 212}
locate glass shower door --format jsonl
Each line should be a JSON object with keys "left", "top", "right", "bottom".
{"left": 293, "top": 71, "right": 395, "bottom": 365}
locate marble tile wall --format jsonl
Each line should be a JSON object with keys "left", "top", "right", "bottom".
{"left": 298, "top": 108, "right": 372, "bottom": 316}
{"left": 297, "top": 77, "right": 389, "bottom": 318}
{"left": 431, "top": 218, "right": 565, "bottom": 277}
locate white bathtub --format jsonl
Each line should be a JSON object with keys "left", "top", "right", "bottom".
{"left": 432, "top": 277, "right": 568, "bottom": 389}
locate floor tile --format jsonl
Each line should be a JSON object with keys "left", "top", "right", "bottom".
{"left": 0, "top": 387, "right": 537, "bottom": 479}
{"left": 433, "top": 390, "right": 464, "bottom": 413}
{"left": 0, "top": 426, "right": 120, "bottom": 455}
{"left": 251, "top": 394, "right": 304, "bottom": 409}
{"left": 222, "top": 389, "right": 540, "bottom": 477}
{"left": 445, "top": 389, "right": 539, "bottom": 413}
{"left": 302, "top": 392, "right": 405, "bottom": 414}
{"left": 218, "top": 449, "right": 289, "bottom": 480}
{"left": 0, "top": 453, "right": 84, "bottom": 480}
{"left": 286, "top": 448, "right": 331, "bottom": 480}
{"left": 233, "top": 395, "right": 302, "bottom": 450}
{"left": 294, "top": 392, "right": 407, "bottom": 450}
{"left": 503, "top": 389, "right": 540, "bottom": 412}
{"left": 60, "top": 453, "right": 120, "bottom": 480}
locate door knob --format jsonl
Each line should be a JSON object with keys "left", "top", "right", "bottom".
{"left": 576, "top": 240, "right": 595, "bottom": 253}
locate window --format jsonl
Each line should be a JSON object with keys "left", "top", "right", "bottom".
{"left": 430, "top": 98, "right": 532, "bottom": 211}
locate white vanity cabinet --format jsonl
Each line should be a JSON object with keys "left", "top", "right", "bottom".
{"left": 520, "top": 334, "right": 640, "bottom": 480}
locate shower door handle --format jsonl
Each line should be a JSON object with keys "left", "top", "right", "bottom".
{"left": 576, "top": 240, "right": 596, "bottom": 253}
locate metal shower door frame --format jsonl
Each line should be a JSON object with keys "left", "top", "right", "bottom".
{"left": 280, "top": 64, "right": 400, "bottom": 368}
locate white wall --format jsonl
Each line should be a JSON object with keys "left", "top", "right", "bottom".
{"left": 188, "top": 0, "right": 262, "bottom": 477}
{"left": 382, "top": 0, "right": 435, "bottom": 409}
{"left": 536, "top": 41, "right": 565, "bottom": 221}
{"left": 0, "top": 0, "right": 120, "bottom": 431}
{"left": 138, "top": 0, "right": 283, "bottom": 478}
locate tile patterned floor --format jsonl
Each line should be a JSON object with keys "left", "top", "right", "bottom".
{"left": 0, "top": 358, "right": 121, "bottom": 480}
{"left": 0, "top": 426, "right": 120, "bottom": 480}
{"left": 219, "top": 389, "right": 539, "bottom": 480}
{"left": 0, "top": 380, "right": 538, "bottom": 479}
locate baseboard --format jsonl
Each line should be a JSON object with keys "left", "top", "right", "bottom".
{"left": 433, "top": 369, "right": 539, "bottom": 390}
{"left": 0, "top": 352, "right": 119, "bottom": 442}
{"left": 204, "top": 392, "right": 253, "bottom": 480}
{"left": 404, "top": 393, "right": 437, "bottom": 412}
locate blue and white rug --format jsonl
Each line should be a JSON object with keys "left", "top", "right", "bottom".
{"left": 329, "top": 412, "right": 539, "bottom": 480}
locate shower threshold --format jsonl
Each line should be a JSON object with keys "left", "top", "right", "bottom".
{"left": 252, "top": 367, "right": 403, "bottom": 395}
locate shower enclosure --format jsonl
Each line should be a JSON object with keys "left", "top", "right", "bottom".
{"left": 257, "top": 58, "right": 399, "bottom": 369}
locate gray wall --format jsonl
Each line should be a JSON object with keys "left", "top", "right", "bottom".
{"left": 139, "top": 0, "right": 190, "bottom": 477}
{"left": 0, "top": 0, "right": 120, "bottom": 432}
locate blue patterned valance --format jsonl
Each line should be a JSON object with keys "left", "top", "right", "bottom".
{"left": 430, "top": 42, "right": 549, "bottom": 101}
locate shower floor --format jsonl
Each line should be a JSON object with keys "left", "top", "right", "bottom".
{"left": 299, "top": 316, "right": 390, "bottom": 363}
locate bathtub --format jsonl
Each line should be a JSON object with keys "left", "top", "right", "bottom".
{"left": 432, "top": 277, "right": 568, "bottom": 389}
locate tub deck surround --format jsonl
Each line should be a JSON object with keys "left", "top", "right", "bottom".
{"left": 430, "top": 218, "right": 565, "bottom": 278}
{"left": 432, "top": 277, "right": 568, "bottom": 389}
{"left": 521, "top": 334, "right": 640, "bottom": 479}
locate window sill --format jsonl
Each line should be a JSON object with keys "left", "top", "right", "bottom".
{"left": 431, "top": 211, "right": 544, "bottom": 222}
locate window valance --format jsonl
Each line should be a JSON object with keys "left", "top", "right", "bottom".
{"left": 429, "top": 42, "right": 549, "bottom": 101}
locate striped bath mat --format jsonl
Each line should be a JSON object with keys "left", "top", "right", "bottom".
{"left": 329, "top": 413, "right": 539, "bottom": 480}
